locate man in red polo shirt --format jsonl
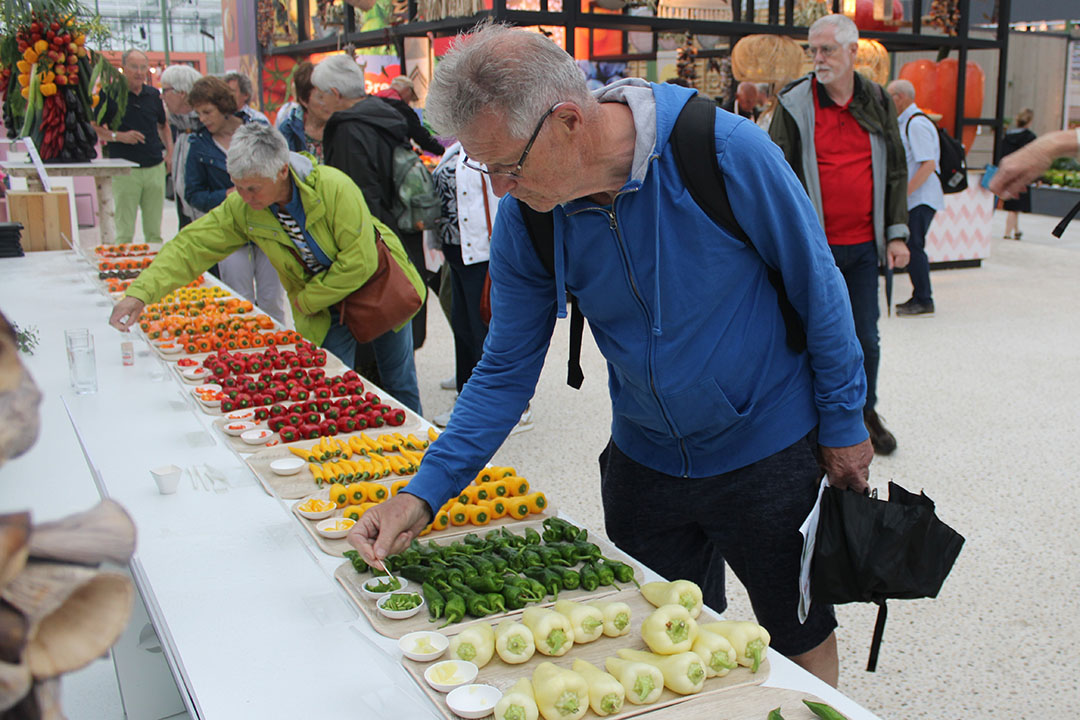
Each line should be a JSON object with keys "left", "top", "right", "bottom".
{"left": 769, "top": 13, "right": 910, "bottom": 455}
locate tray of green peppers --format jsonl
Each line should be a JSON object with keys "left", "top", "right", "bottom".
{"left": 335, "top": 517, "right": 644, "bottom": 637}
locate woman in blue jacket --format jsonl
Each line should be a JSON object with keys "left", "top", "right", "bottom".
{"left": 185, "top": 76, "right": 285, "bottom": 323}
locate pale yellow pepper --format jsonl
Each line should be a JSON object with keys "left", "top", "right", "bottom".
{"left": 531, "top": 661, "right": 589, "bottom": 720}
{"left": 587, "top": 600, "right": 632, "bottom": 638}
{"left": 448, "top": 623, "right": 495, "bottom": 668}
{"left": 571, "top": 658, "right": 625, "bottom": 716}
{"left": 640, "top": 579, "right": 704, "bottom": 618}
{"left": 615, "top": 648, "right": 707, "bottom": 696}
{"left": 640, "top": 604, "right": 698, "bottom": 655}
{"left": 700, "top": 620, "right": 771, "bottom": 673}
{"left": 495, "top": 619, "right": 536, "bottom": 664}
{"left": 553, "top": 600, "right": 604, "bottom": 644}
{"left": 522, "top": 607, "right": 574, "bottom": 657}
{"left": 494, "top": 677, "right": 539, "bottom": 720}
{"left": 603, "top": 656, "right": 664, "bottom": 705}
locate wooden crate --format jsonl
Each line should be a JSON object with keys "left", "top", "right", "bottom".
{"left": 6, "top": 189, "right": 72, "bottom": 252}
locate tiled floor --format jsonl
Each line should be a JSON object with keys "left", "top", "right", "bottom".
{"left": 60, "top": 205, "right": 1080, "bottom": 718}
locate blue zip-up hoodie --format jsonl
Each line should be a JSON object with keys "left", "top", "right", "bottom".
{"left": 406, "top": 80, "right": 868, "bottom": 514}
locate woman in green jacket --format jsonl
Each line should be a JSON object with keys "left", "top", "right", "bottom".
{"left": 109, "top": 123, "right": 424, "bottom": 413}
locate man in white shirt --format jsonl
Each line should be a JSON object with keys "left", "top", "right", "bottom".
{"left": 888, "top": 79, "right": 942, "bottom": 317}
{"left": 225, "top": 71, "right": 270, "bottom": 125}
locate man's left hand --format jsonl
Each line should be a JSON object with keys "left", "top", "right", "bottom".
{"left": 819, "top": 439, "right": 872, "bottom": 493}
{"left": 887, "top": 239, "right": 910, "bottom": 270}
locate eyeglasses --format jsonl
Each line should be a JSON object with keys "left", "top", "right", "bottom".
{"left": 462, "top": 102, "right": 564, "bottom": 178}
{"left": 806, "top": 43, "right": 842, "bottom": 59}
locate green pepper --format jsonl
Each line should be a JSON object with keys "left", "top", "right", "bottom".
{"left": 579, "top": 563, "right": 600, "bottom": 592}
{"left": 589, "top": 560, "right": 615, "bottom": 587}
{"left": 768, "top": 709, "right": 786, "bottom": 720}
{"left": 473, "top": 556, "right": 495, "bottom": 576}
{"left": 439, "top": 592, "right": 466, "bottom": 628}
{"left": 549, "top": 565, "right": 580, "bottom": 590}
{"left": 536, "top": 545, "right": 571, "bottom": 567}
{"left": 410, "top": 539, "right": 438, "bottom": 561}
{"left": 602, "top": 558, "right": 641, "bottom": 588}
{"left": 444, "top": 567, "right": 465, "bottom": 587}
{"left": 572, "top": 539, "right": 603, "bottom": 563}
{"left": 467, "top": 574, "right": 505, "bottom": 594}
{"left": 543, "top": 517, "right": 581, "bottom": 542}
{"left": 546, "top": 542, "right": 578, "bottom": 565}
{"left": 523, "top": 567, "right": 561, "bottom": 599}
{"left": 450, "top": 557, "right": 479, "bottom": 579}
{"left": 524, "top": 527, "right": 542, "bottom": 546}
{"left": 501, "top": 584, "right": 535, "bottom": 610}
{"left": 384, "top": 554, "right": 405, "bottom": 572}
{"left": 485, "top": 592, "right": 507, "bottom": 614}
{"left": 487, "top": 554, "right": 509, "bottom": 574}
{"left": 398, "top": 564, "right": 430, "bottom": 584}
{"left": 803, "top": 701, "right": 850, "bottom": 720}
{"left": 399, "top": 548, "right": 422, "bottom": 566}
{"left": 500, "top": 526, "right": 526, "bottom": 548}
{"left": 521, "top": 548, "right": 544, "bottom": 568}
{"left": 423, "top": 582, "right": 446, "bottom": 620}
{"left": 451, "top": 582, "right": 496, "bottom": 618}
{"left": 342, "top": 550, "right": 368, "bottom": 574}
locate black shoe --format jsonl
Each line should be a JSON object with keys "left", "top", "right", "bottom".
{"left": 896, "top": 300, "right": 934, "bottom": 317}
{"left": 864, "top": 410, "right": 897, "bottom": 455}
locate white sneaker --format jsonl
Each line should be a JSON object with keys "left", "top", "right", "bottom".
{"left": 439, "top": 375, "right": 456, "bottom": 390}
{"left": 432, "top": 407, "right": 454, "bottom": 428}
{"left": 509, "top": 406, "right": 534, "bottom": 435}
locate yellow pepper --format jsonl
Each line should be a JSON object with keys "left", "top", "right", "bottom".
{"left": 692, "top": 627, "right": 738, "bottom": 677}
{"left": 33, "top": 39, "right": 48, "bottom": 54}
{"left": 640, "top": 579, "right": 704, "bottom": 618}
{"left": 346, "top": 482, "right": 365, "bottom": 504}
{"left": 699, "top": 620, "right": 771, "bottom": 673}
{"left": 523, "top": 491, "right": 548, "bottom": 514}
{"left": 467, "top": 504, "right": 490, "bottom": 526}
{"left": 570, "top": 659, "right": 625, "bottom": 717}
{"left": 328, "top": 483, "right": 349, "bottom": 508}
{"left": 39, "top": 82, "right": 56, "bottom": 97}
{"left": 522, "top": 607, "right": 574, "bottom": 657}
{"left": 495, "top": 619, "right": 535, "bottom": 664}
{"left": 448, "top": 623, "right": 495, "bottom": 668}
{"left": 391, "top": 478, "right": 409, "bottom": 496}
{"left": 531, "top": 661, "right": 589, "bottom": 720}
{"left": 603, "top": 656, "right": 663, "bottom": 705}
{"left": 641, "top": 604, "right": 698, "bottom": 655}
{"left": 504, "top": 476, "right": 530, "bottom": 496}
{"left": 553, "top": 600, "right": 604, "bottom": 644}
{"left": 359, "top": 481, "right": 388, "bottom": 502}
{"left": 615, "top": 648, "right": 706, "bottom": 696}
{"left": 481, "top": 497, "right": 508, "bottom": 519}
{"left": 494, "top": 677, "right": 539, "bottom": 720}
{"left": 507, "top": 497, "right": 531, "bottom": 520}
{"left": 587, "top": 600, "right": 632, "bottom": 638}
{"left": 448, "top": 502, "right": 469, "bottom": 526}
{"left": 427, "top": 426, "right": 440, "bottom": 442}
{"left": 341, "top": 506, "right": 363, "bottom": 522}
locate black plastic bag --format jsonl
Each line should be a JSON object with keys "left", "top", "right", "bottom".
{"left": 812, "top": 481, "right": 964, "bottom": 670}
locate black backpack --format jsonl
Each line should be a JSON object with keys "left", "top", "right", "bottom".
{"left": 905, "top": 112, "right": 968, "bottom": 194}
{"left": 518, "top": 96, "right": 807, "bottom": 389}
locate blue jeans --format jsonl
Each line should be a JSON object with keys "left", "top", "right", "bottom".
{"left": 320, "top": 307, "right": 422, "bottom": 414}
{"left": 906, "top": 205, "right": 936, "bottom": 303}
{"left": 830, "top": 241, "right": 879, "bottom": 412}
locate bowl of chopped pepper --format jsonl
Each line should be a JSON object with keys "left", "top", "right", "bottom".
{"left": 361, "top": 575, "right": 409, "bottom": 600}
{"left": 377, "top": 591, "right": 425, "bottom": 620}
{"left": 424, "top": 659, "right": 478, "bottom": 693}
{"left": 398, "top": 631, "right": 449, "bottom": 662}
{"left": 315, "top": 517, "right": 355, "bottom": 538}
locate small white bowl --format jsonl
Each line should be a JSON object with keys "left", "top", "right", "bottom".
{"left": 270, "top": 457, "right": 305, "bottom": 476}
{"left": 224, "top": 408, "right": 256, "bottom": 421}
{"left": 196, "top": 383, "right": 223, "bottom": 394}
{"left": 361, "top": 575, "right": 409, "bottom": 600}
{"left": 199, "top": 395, "right": 221, "bottom": 408}
{"left": 424, "top": 659, "right": 478, "bottom": 693}
{"left": 377, "top": 592, "right": 425, "bottom": 620}
{"left": 158, "top": 343, "right": 182, "bottom": 355}
{"left": 223, "top": 420, "right": 255, "bottom": 437}
{"left": 315, "top": 517, "right": 355, "bottom": 539}
{"left": 398, "top": 631, "right": 449, "bottom": 662}
{"left": 181, "top": 367, "right": 210, "bottom": 380}
{"left": 447, "top": 684, "right": 503, "bottom": 719}
{"left": 296, "top": 499, "right": 336, "bottom": 520}
{"left": 240, "top": 428, "right": 274, "bottom": 445}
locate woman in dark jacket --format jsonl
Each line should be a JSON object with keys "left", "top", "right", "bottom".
{"left": 278, "top": 60, "right": 327, "bottom": 161}
{"left": 1001, "top": 108, "right": 1037, "bottom": 240}
{"left": 185, "top": 76, "right": 285, "bottom": 322}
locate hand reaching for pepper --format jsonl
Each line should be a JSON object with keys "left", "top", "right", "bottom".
{"left": 347, "top": 492, "right": 432, "bottom": 567}
{"left": 819, "top": 438, "right": 872, "bottom": 493}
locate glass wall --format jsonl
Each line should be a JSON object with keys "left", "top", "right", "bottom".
{"left": 93, "top": 0, "right": 225, "bottom": 72}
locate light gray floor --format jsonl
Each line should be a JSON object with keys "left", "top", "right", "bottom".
{"left": 61, "top": 205, "right": 1079, "bottom": 718}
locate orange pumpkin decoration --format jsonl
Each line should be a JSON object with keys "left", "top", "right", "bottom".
{"left": 851, "top": 0, "right": 903, "bottom": 32}
{"left": 898, "top": 58, "right": 985, "bottom": 154}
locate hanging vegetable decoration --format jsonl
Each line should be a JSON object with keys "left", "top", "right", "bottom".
{"left": 1, "top": 0, "right": 126, "bottom": 162}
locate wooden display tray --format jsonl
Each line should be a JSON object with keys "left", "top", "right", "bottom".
{"left": 336, "top": 518, "right": 644, "bottom": 638}
{"left": 403, "top": 588, "right": 771, "bottom": 720}
{"left": 242, "top": 425, "right": 429, "bottom": 496}
{"left": 298, "top": 491, "right": 557, "bottom": 558}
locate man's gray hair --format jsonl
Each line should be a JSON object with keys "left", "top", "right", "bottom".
{"left": 311, "top": 55, "right": 367, "bottom": 100}
{"left": 810, "top": 14, "right": 859, "bottom": 47}
{"left": 424, "top": 22, "right": 594, "bottom": 140}
{"left": 226, "top": 123, "right": 290, "bottom": 180}
{"left": 160, "top": 64, "right": 202, "bottom": 95}
{"left": 121, "top": 48, "right": 147, "bottom": 66}
{"left": 224, "top": 70, "right": 253, "bottom": 100}
{"left": 888, "top": 79, "right": 916, "bottom": 100}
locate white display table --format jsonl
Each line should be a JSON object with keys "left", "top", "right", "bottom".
{"left": 0, "top": 250, "right": 884, "bottom": 720}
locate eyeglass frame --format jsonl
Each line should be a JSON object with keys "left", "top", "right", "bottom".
{"left": 805, "top": 43, "right": 845, "bottom": 59}
{"left": 461, "top": 102, "right": 565, "bottom": 178}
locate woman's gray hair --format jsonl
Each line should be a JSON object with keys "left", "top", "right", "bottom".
{"left": 311, "top": 55, "right": 367, "bottom": 100}
{"left": 160, "top": 64, "right": 202, "bottom": 95}
{"left": 424, "top": 21, "right": 594, "bottom": 140}
{"left": 810, "top": 14, "right": 859, "bottom": 47}
{"left": 226, "top": 123, "right": 290, "bottom": 180}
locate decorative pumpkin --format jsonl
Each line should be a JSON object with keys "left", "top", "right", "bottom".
{"left": 732, "top": 34, "right": 804, "bottom": 84}
{"left": 899, "top": 58, "right": 984, "bottom": 153}
{"left": 854, "top": 39, "right": 889, "bottom": 86}
{"left": 850, "top": 0, "right": 903, "bottom": 32}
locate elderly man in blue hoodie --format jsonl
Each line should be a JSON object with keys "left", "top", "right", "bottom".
{"left": 348, "top": 23, "right": 871, "bottom": 685}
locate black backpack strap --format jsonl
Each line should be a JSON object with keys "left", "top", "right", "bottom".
{"left": 866, "top": 599, "right": 888, "bottom": 672}
{"left": 518, "top": 201, "right": 585, "bottom": 389}
{"left": 672, "top": 97, "right": 808, "bottom": 354}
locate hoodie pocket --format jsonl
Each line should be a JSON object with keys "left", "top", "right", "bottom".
{"left": 664, "top": 377, "right": 749, "bottom": 438}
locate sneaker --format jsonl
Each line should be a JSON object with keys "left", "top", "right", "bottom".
{"left": 896, "top": 300, "right": 934, "bottom": 317}
{"left": 895, "top": 298, "right": 917, "bottom": 312}
{"left": 432, "top": 407, "right": 454, "bottom": 428}
{"left": 509, "top": 405, "right": 534, "bottom": 436}
{"left": 439, "top": 375, "right": 456, "bottom": 391}
{"left": 864, "top": 410, "right": 897, "bottom": 456}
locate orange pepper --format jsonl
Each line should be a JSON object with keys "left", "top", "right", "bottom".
{"left": 467, "top": 504, "right": 490, "bottom": 526}
{"left": 449, "top": 503, "right": 469, "bottom": 526}
{"left": 523, "top": 491, "right": 548, "bottom": 515}
{"left": 507, "top": 498, "right": 530, "bottom": 520}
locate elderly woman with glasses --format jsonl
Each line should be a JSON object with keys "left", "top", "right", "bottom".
{"left": 159, "top": 64, "right": 203, "bottom": 228}
{"left": 184, "top": 76, "right": 286, "bottom": 324}
{"left": 108, "top": 123, "right": 424, "bottom": 413}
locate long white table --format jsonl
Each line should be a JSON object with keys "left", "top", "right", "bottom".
{"left": 0, "top": 250, "right": 884, "bottom": 720}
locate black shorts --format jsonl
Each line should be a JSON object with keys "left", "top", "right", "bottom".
{"left": 599, "top": 430, "right": 836, "bottom": 657}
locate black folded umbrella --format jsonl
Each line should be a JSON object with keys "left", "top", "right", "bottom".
{"left": 812, "top": 481, "right": 964, "bottom": 671}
